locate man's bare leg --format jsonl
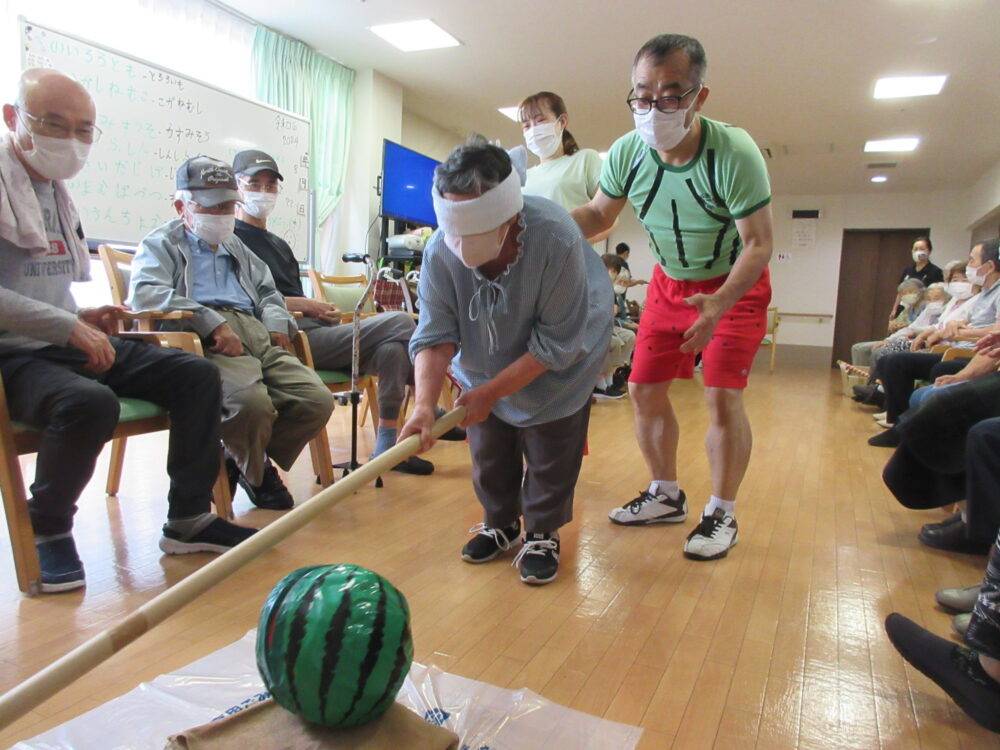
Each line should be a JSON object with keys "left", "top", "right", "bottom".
{"left": 608, "top": 380, "right": 688, "bottom": 525}
{"left": 704, "top": 386, "right": 752, "bottom": 502}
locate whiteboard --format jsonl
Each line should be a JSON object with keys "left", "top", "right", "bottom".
{"left": 19, "top": 18, "right": 313, "bottom": 260}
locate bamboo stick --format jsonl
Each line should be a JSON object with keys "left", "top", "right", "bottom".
{"left": 0, "top": 406, "right": 466, "bottom": 730}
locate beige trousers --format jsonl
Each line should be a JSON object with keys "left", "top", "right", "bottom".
{"left": 207, "top": 310, "right": 334, "bottom": 484}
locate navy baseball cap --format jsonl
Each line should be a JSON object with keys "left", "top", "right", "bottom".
{"left": 232, "top": 150, "right": 284, "bottom": 181}
{"left": 176, "top": 156, "right": 240, "bottom": 207}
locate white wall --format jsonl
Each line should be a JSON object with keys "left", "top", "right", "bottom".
{"left": 608, "top": 188, "right": 977, "bottom": 347}
{"left": 401, "top": 110, "right": 464, "bottom": 162}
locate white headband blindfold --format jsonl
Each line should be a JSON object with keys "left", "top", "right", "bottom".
{"left": 432, "top": 168, "right": 523, "bottom": 236}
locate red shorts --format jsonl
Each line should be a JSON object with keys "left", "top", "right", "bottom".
{"left": 629, "top": 266, "right": 772, "bottom": 389}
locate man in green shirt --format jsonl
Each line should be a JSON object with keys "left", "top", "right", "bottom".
{"left": 573, "top": 33, "right": 773, "bottom": 561}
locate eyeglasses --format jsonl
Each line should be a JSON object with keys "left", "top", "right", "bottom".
{"left": 15, "top": 106, "right": 102, "bottom": 144}
{"left": 238, "top": 177, "right": 282, "bottom": 194}
{"left": 626, "top": 85, "right": 701, "bottom": 115}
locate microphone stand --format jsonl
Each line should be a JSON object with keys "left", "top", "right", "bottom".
{"left": 333, "top": 253, "right": 383, "bottom": 488}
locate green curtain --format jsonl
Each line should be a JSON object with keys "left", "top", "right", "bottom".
{"left": 252, "top": 27, "right": 355, "bottom": 227}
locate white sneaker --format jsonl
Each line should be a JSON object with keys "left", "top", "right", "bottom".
{"left": 609, "top": 489, "right": 687, "bottom": 526}
{"left": 873, "top": 411, "right": 887, "bottom": 421}
{"left": 683, "top": 509, "right": 738, "bottom": 561}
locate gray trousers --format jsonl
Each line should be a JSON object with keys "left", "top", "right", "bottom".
{"left": 299, "top": 312, "right": 415, "bottom": 421}
{"left": 467, "top": 400, "right": 592, "bottom": 534}
{"left": 207, "top": 310, "right": 335, "bottom": 485}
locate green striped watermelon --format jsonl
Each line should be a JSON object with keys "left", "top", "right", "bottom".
{"left": 256, "top": 564, "right": 413, "bottom": 727}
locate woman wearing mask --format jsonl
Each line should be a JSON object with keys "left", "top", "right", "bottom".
{"left": 519, "top": 91, "right": 614, "bottom": 243}
{"left": 889, "top": 237, "right": 944, "bottom": 322}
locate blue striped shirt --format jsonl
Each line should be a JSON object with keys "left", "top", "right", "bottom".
{"left": 411, "top": 195, "right": 612, "bottom": 427}
{"left": 185, "top": 229, "right": 254, "bottom": 314}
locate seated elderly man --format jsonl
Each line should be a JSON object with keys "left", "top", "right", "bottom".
{"left": 400, "top": 137, "right": 612, "bottom": 586}
{"left": 869, "top": 239, "right": 1000, "bottom": 447}
{"left": 230, "top": 149, "right": 437, "bottom": 475}
{"left": 129, "top": 156, "right": 334, "bottom": 509}
{"left": 0, "top": 69, "right": 255, "bottom": 593}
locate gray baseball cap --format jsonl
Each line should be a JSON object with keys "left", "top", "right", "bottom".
{"left": 176, "top": 156, "right": 240, "bottom": 207}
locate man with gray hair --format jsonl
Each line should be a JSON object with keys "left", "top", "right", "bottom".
{"left": 129, "top": 156, "right": 335, "bottom": 509}
{"left": 0, "top": 70, "right": 256, "bottom": 593}
{"left": 400, "top": 137, "right": 611, "bottom": 585}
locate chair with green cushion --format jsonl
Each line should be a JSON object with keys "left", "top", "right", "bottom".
{"left": 0, "top": 333, "right": 234, "bottom": 596}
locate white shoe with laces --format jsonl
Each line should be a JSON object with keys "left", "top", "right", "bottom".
{"left": 609, "top": 489, "right": 687, "bottom": 525}
{"left": 683, "top": 508, "right": 738, "bottom": 561}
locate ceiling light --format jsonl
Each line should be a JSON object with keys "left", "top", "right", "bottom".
{"left": 871, "top": 175, "right": 888, "bottom": 183}
{"left": 864, "top": 137, "right": 919, "bottom": 153}
{"left": 369, "top": 20, "right": 460, "bottom": 52}
{"left": 874, "top": 75, "right": 947, "bottom": 99}
{"left": 497, "top": 106, "right": 520, "bottom": 121}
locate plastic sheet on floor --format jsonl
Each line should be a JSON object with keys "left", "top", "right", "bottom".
{"left": 15, "top": 631, "right": 642, "bottom": 750}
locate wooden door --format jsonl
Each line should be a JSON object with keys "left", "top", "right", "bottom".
{"left": 831, "top": 228, "right": 929, "bottom": 365}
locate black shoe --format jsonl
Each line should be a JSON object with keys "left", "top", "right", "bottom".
{"left": 918, "top": 515, "right": 993, "bottom": 554}
{"left": 922, "top": 511, "right": 963, "bottom": 534}
{"left": 392, "top": 455, "right": 435, "bottom": 475}
{"left": 159, "top": 517, "right": 258, "bottom": 554}
{"left": 885, "top": 613, "right": 1000, "bottom": 733}
{"left": 852, "top": 384, "right": 876, "bottom": 402}
{"left": 461, "top": 520, "right": 521, "bottom": 563}
{"left": 593, "top": 385, "right": 627, "bottom": 400}
{"left": 35, "top": 535, "right": 85, "bottom": 593}
{"left": 238, "top": 461, "right": 294, "bottom": 510}
{"left": 433, "top": 407, "right": 466, "bottom": 441}
{"left": 868, "top": 427, "right": 901, "bottom": 448}
{"left": 515, "top": 532, "right": 560, "bottom": 585}
{"left": 612, "top": 365, "right": 631, "bottom": 390}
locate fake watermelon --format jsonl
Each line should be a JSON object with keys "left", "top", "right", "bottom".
{"left": 256, "top": 564, "right": 413, "bottom": 727}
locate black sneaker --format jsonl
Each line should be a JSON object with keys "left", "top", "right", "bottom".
{"left": 593, "top": 385, "right": 627, "bottom": 400}
{"left": 461, "top": 520, "right": 521, "bottom": 563}
{"left": 434, "top": 407, "right": 466, "bottom": 441}
{"left": 237, "top": 460, "right": 294, "bottom": 510}
{"left": 868, "top": 427, "right": 901, "bottom": 448}
{"left": 609, "top": 489, "right": 687, "bottom": 525}
{"left": 514, "top": 532, "right": 560, "bottom": 585}
{"left": 36, "top": 535, "right": 85, "bottom": 593}
{"left": 159, "top": 517, "right": 258, "bottom": 554}
{"left": 392, "top": 455, "right": 435, "bottom": 475}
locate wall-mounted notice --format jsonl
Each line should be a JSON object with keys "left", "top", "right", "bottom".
{"left": 20, "top": 19, "right": 313, "bottom": 259}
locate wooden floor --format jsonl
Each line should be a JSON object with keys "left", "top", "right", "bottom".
{"left": 0, "top": 350, "right": 997, "bottom": 749}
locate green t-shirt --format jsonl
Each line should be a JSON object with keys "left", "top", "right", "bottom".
{"left": 524, "top": 148, "right": 603, "bottom": 212}
{"left": 600, "top": 116, "right": 771, "bottom": 281}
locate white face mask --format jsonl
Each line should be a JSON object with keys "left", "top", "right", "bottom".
{"left": 946, "top": 281, "right": 973, "bottom": 299}
{"left": 444, "top": 223, "right": 510, "bottom": 268}
{"left": 524, "top": 121, "right": 563, "bottom": 160}
{"left": 912, "top": 250, "right": 929, "bottom": 263}
{"left": 18, "top": 132, "right": 91, "bottom": 181}
{"left": 634, "top": 104, "right": 695, "bottom": 152}
{"left": 967, "top": 262, "right": 992, "bottom": 287}
{"left": 241, "top": 191, "right": 278, "bottom": 219}
{"left": 900, "top": 293, "right": 919, "bottom": 307}
{"left": 189, "top": 210, "right": 235, "bottom": 246}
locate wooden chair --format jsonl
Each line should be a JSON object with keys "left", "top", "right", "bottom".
{"left": 99, "top": 244, "right": 334, "bottom": 491}
{"left": 763, "top": 306, "right": 779, "bottom": 372}
{"left": 0, "top": 327, "right": 234, "bottom": 596}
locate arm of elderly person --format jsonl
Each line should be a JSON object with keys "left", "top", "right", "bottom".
{"left": 129, "top": 236, "right": 227, "bottom": 338}
{"left": 934, "top": 350, "right": 1000, "bottom": 386}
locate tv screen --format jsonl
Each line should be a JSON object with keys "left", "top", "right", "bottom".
{"left": 381, "top": 140, "right": 440, "bottom": 228}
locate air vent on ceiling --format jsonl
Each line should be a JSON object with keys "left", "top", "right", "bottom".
{"left": 867, "top": 162, "right": 898, "bottom": 169}
{"left": 756, "top": 142, "right": 835, "bottom": 159}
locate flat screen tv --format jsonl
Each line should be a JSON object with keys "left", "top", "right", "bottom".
{"left": 381, "top": 140, "right": 440, "bottom": 228}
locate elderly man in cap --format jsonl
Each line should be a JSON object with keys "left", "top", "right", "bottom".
{"left": 231, "top": 149, "right": 439, "bottom": 475}
{"left": 0, "top": 69, "right": 256, "bottom": 593}
{"left": 400, "top": 137, "right": 612, "bottom": 585}
{"left": 129, "top": 156, "right": 335, "bottom": 509}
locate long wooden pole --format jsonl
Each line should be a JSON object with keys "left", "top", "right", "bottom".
{"left": 0, "top": 407, "right": 466, "bottom": 730}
